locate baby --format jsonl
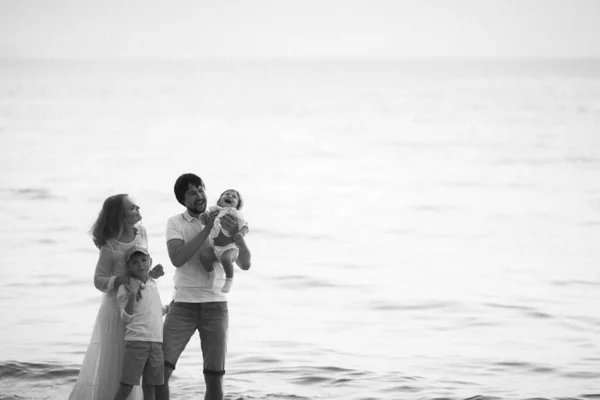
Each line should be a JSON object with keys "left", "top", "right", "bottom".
{"left": 199, "top": 189, "right": 249, "bottom": 293}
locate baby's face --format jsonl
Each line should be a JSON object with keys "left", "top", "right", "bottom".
{"left": 218, "top": 190, "right": 240, "bottom": 209}
{"left": 127, "top": 253, "right": 151, "bottom": 281}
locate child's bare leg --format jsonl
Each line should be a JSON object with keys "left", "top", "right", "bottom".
{"left": 114, "top": 383, "right": 133, "bottom": 400}
{"left": 220, "top": 249, "right": 237, "bottom": 293}
{"left": 199, "top": 247, "right": 218, "bottom": 287}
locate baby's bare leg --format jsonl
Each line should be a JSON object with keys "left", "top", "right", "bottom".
{"left": 199, "top": 247, "right": 217, "bottom": 272}
{"left": 220, "top": 249, "right": 238, "bottom": 293}
{"left": 199, "top": 247, "right": 218, "bottom": 287}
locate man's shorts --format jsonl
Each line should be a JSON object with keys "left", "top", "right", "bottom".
{"left": 163, "top": 301, "right": 229, "bottom": 375}
{"left": 120, "top": 341, "right": 164, "bottom": 386}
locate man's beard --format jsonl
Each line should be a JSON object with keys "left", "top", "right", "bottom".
{"left": 187, "top": 201, "right": 206, "bottom": 215}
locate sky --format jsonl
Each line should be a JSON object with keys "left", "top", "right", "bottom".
{"left": 1, "top": 0, "right": 599, "bottom": 59}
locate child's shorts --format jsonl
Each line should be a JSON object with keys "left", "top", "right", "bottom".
{"left": 120, "top": 340, "right": 164, "bottom": 386}
{"left": 213, "top": 243, "right": 239, "bottom": 263}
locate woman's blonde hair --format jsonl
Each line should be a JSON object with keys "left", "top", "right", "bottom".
{"left": 90, "top": 194, "right": 128, "bottom": 248}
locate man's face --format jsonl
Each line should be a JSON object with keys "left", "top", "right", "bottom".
{"left": 184, "top": 183, "right": 207, "bottom": 215}
{"left": 127, "top": 253, "right": 151, "bottom": 281}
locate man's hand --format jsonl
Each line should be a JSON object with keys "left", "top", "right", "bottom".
{"left": 220, "top": 214, "right": 239, "bottom": 236}
{"left": 204, "top": 209, "right": 218, "bottom": 230}
{"left": 149, "top": 264, "right": 164, "bottom": 279}
{"left": 199, "top": 213, "right": 208, "bottom": 224}
{"left": 233, "top": 232, "right": 245, "bottom": 244}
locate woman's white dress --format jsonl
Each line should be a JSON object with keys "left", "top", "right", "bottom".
{"left": 68, "top": 227, "right": 148, "bottom": 400}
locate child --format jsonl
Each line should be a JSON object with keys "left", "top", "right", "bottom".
{"left": 114, "top": 245, "right": 168, "bottom": 400}
{"left": 199, "top": 189, "right": 249, "bottom": 293}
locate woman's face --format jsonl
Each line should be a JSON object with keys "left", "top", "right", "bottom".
{"left": 122, "top": 196, "right": 142, "bottom": 225}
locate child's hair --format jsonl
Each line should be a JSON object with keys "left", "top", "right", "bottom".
{"left": 90, "top": 194, "right": 128, "bottom": 249}
{"left": 174, "top": 173, "right": 205, "bottom": 206}
{"left": 219, "top": 189, "right": 243, "bottom": 210}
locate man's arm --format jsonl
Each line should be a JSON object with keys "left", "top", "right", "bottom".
{"left": 167, "top": 224, "right": 213, "bottom": 267}
{"left": 235, "top": 235, "right": 251, "bottom": 270}
{"left": 167, "top": 235, "right": 207, "bottom": 267}
{"left": 221, "top": 213, "right": 251, "bottom": 270}
{"left": 166, "top": 214, "right": 215, "bottom": 268}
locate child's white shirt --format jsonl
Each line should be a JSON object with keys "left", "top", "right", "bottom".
{"left": 117, "top": 278, "right": 166, "bottom": 342}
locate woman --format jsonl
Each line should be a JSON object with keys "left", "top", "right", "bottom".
{"left": 69, "top": 194, "right": 163, "bottom": 400}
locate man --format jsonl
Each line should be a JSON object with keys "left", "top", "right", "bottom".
{"left": 156, "top": 173, "right": 251, "bottom": 400}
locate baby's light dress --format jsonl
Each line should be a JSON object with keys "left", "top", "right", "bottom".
{"left": 68, "top": 226, "right": 147, "bottom": 400}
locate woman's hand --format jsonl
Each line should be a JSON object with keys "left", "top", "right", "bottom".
{"left": 149, "top": 264, "right": 165, "bottom": 279}
{"left": 114, "top": 275, "right": 131, "bottom": 288}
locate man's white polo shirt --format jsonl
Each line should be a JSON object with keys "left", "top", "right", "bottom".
{"left": 165, "top": 210, "right": 227, "bottom": 303}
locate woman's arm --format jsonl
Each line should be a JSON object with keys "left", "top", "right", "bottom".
{"left": 93, "top": 245, "right": 129, "bottom": 292}
{"left": 93, "top": 246, "right": 116, "bottom": 292}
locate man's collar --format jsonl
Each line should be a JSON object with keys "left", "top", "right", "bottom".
{"left": 182, "top": 210, "right": 200, "bottom": 222}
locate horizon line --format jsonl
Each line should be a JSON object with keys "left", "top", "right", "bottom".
{"left": 2, "top": 55, "right": 600, "bottom": 62}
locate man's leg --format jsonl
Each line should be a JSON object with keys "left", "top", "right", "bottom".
{"left": 156, "top": 303, "right": 200, "bottom": 400}
{"left": 199, "top": 302, "right": 229, "bottom": 400}
{"left": 204, "top": 374, "right": 223, "bottom": 400}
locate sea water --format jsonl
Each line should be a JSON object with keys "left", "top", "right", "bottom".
{"left": 0, "top": 58, "right": 599, "bottom": 399}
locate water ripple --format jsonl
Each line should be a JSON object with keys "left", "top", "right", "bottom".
{"left": 251, "top": 228, "right": 333, "bottom": 241}
{"left": 488, "top": 360, "right": 556, "bottom": 376}
{"left": 371, "top": 300, "right": 460, "bottom": 312}
{"left": 0, "top": 361, "right": 77, "bottom": 381}
{"left": 0, "top": 188, "right": 64, "bottom": 201}
{"left": 484, "top": 302, "right": 556, "bottom": 320}
{"left": 277, "top": 275, "right": 337, "bottom": 289}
